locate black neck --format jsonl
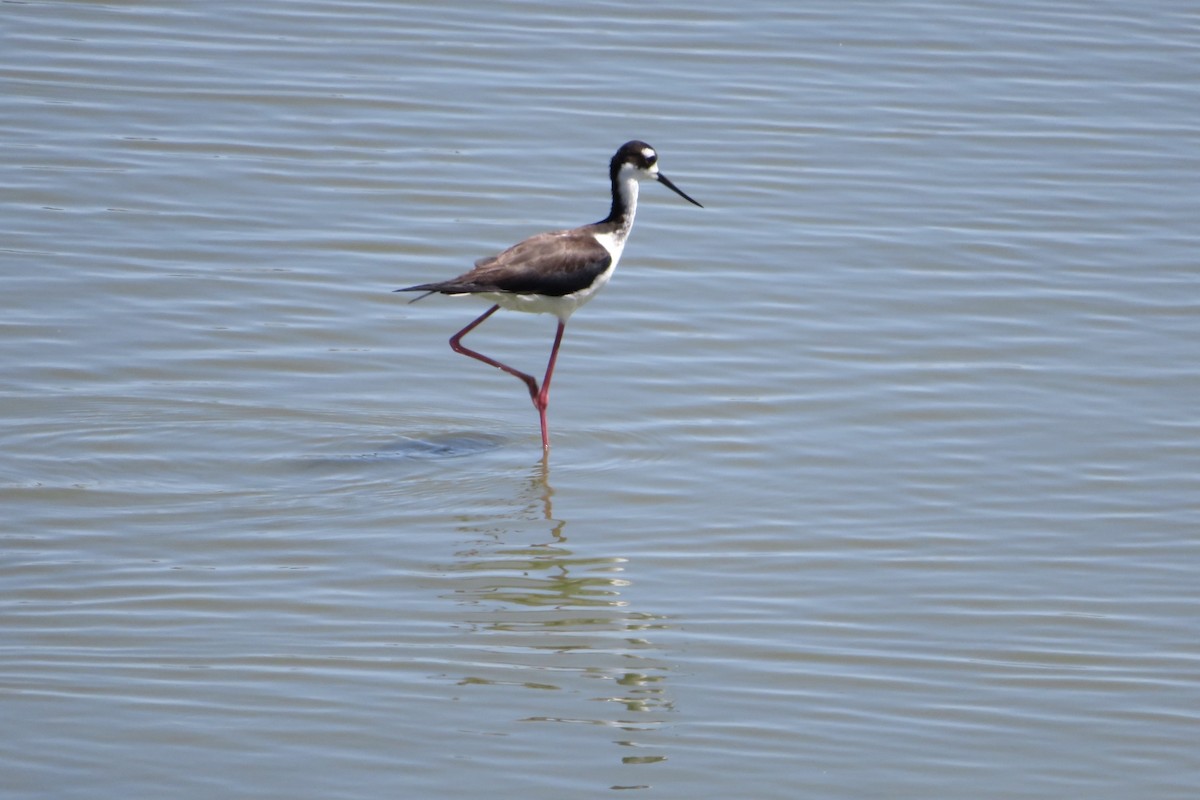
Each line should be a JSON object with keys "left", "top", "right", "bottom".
{"left": 601, "top": 165, "right": 636, "bottom": 227}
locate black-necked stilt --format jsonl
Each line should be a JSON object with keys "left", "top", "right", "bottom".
{"left": 397, "top": 140, "right": 702, "bottom": 450}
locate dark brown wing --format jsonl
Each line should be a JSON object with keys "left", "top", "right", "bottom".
{"left": 399, "top": 228, "right": 611, "bottom": 298}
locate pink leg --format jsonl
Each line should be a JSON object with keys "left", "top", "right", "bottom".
{"left": 448, "top": 307, "right": 569, "bottom": 449}
{"left": 449, "top": 305, "right": 539, "bottom": 404}
{"left": 534, "top": 320, "right": 567, "bottom": 449}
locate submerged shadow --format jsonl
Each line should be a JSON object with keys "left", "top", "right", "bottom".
{"left": 375, "top": 431, "right": 508, "bottom": 459}
{"left": 298, "top": 431, "right": 509, "bottom": 469}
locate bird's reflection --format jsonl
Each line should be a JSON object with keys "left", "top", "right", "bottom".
{"left": 443, "top": 455, "right": 673, "bottom": 770}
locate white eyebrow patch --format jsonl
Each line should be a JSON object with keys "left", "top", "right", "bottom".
{"left": 641, "top": 147, "right": 657, "bottom": 162}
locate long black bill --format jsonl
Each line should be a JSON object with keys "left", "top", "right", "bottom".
{"left": 657, "top": 173, "right": 704, "bottom": 208}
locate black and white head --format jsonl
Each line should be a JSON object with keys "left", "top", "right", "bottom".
{"left": 610, "top": 140, "right": 703, "bottom": 208}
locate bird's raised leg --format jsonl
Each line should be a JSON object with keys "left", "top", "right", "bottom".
{"left": 449, "top": 307, "right": 568, "bottom": 449}
{"left": 449, "top": 304, "right": 540, "bottom": 404}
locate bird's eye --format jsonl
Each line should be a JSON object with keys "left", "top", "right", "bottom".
{"left": 641, "top": 148, "right": 658, "bottom": 166}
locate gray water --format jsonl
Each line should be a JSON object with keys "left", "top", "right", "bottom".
{"left": 3, "top": 1, "right": 1198, "bottom": 798}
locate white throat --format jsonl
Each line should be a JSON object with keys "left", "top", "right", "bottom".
{"left": 618, "top": 177, "right": 639, "bottom": 224}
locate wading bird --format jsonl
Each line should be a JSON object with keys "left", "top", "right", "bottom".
{"left": 398, "top": 140, "right": 702, "bottom": 449}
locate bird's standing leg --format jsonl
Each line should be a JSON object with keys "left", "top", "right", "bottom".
{"left": 534, "top": 320, "right": 567, "bottom": 449}
{"left": 449, "top": 304, "right": 540, "bottom": 404}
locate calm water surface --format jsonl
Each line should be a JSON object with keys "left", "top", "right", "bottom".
{"left": 3, "top": 1, "right": 1198, "bottom": 798}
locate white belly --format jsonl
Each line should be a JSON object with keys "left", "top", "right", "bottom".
{"left": 481, "top": 260, "right": 618, "bottom": 321}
